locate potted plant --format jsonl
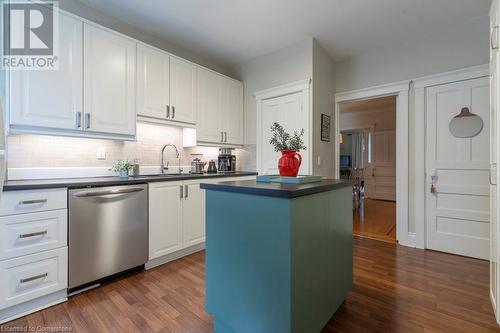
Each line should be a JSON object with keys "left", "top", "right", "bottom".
{"left": 269, "top": 122, "right": 306, "bottom": 177}
{"left": 111, "top": 160, "right": 135, "bottom": 178}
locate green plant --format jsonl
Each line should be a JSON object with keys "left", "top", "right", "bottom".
{"left": 111, "top": 160, "right": 135, "bottom": 173}
{"left": 269, "top": 122, "right": 306, "bottom": 152}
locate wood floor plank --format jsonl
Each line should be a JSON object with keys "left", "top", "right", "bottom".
{"left": 1, "top": 237, "right": 498, "bottom": 332}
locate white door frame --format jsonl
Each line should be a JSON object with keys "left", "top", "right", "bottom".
{"left": 255, "top": 79, "right": 312, "bottom": 175}
{"left": 413, "top": 64, "right": 489, "bottom": 249}
{"left": 335, "top": 81, "right": 410, "bottom": 246}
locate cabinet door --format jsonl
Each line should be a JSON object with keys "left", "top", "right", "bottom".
{"left": 170, "top": 57, "right": 196, "bottom": 124}
{"left": 221, "top": 78, "right": 244, "bottom": 144}
{"left": 197, "top": 67, "right": 223, "bottom": 143}
{"left": 182, "top": 180, "right": 206, "bottom": 247}
{"left": 84, "top": 24, "right": 136, "bottom": 136}
{"left": 149, "top": 182, "right": 183, "bottom": 260}
{"left": 10, "top": 13, "right": 82, "bottom": 131}
{"left": 137, "top": 44, "right": 170, "bottom": 119}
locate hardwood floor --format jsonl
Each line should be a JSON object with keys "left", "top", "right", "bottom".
{"left": 353, "top": 197, "right": 396, "bottom": 243}
{"left": 2, "top": 237, "right": 498, "bottom": 332}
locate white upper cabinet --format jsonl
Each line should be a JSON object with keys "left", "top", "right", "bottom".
{"left": 136, "top": 44, "right": 170, "bottom": 120}
{"left": 9, "top": 13, "right": 83, "bottom": 131}
{"left": 197, "top": 67, "right": 222, "bottom": 143}
{"left": 169, "top": 56, "right": 197, "bottom": 124}
{"left": 196, "top": 67, "right": 244, "bottom": 145}
{"left": 83, "top": 24, "right": 136, "bottom": 137}
{"left": 221, "top": 79, "right": 244, "bottom": 145}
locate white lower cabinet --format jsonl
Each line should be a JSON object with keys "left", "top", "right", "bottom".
{"left": 0, "top": 248, "right": 67, "bottom": 310}
{"left": 0, "top": 189, "right": 68, "bottom": 324}
{"left": 148, "top": 181, "right": 184, "bottom": 259}
{"left": 148, "top": 176, "right": 255, "bottom": 262}
{"left": 182, "top": 180, "right": 206, "bottom": 248}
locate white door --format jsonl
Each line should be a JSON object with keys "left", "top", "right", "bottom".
{"left": 365, "top": 130, "right": 396, "bottom": 201}
{"left": 221, "top": 78, "right": 244, "bottom": 145}
{"left": 425, "top": 77, "right": 490, "bottom": 260}
{"left": 148, "top": 182, "right": 183, "bottom": 259}
{"left": 170, "top": 57, "right": 196, "bottom": 124}
{"left": 182, "top": 180, "right": 206, "bottom": 247}
{"left": 136, "top": 44, "right": 170, "bottom": 119}
{"left": 259, "top": 92, "right": 309, "bottom": 175}
{"left": 83, "top": 24, "right": 136, "bottom": 136}
{"left": 10, "top": 13, "right": 82, "bottom": 131}
{"left": 197, "top": 67, "right": 222, "bottom": 143}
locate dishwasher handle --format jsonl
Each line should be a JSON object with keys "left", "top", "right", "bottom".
{"left": 73, "top": 187, "right": 145, "bottom": 197}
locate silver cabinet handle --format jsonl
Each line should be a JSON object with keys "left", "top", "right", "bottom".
{"left": 19, "top": 230, "right": 48, "bottom": 238}
{"left": 84, "top": 113, "right": 90, "bottom": 129}
{"left": 73, "top": 187, "right": 144, "bottom": 197}
{"left": 185, "top": 185, "right": 188, "bottom": 199}
{"left": 224, "top": 132, "right": 227, "bottom": 143}
{"left": 492, "top": 26, "right": 499, "bottom": 50}
{"left": 221, "top": 131, "right": 224, "bottom": 142}
{"left": 19, "top": 199, "right": 47, "bottom": 205}
{"left": 20, "top": 272, "right": 48, "bottom": 284}
{"left": 172, "top": 106, "right": 175, "bottom": 119}
{"left": 180, "top": 185, "right": 183, "bottom": 199}
{"left": 166, "top": 105, "right": 170, "bottom": 118}
{"left": 75, "top": 112, "right": 82, "bottom": 128}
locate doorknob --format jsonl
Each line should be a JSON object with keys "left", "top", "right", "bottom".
{"left": 429, "top": 169, "right": 437, "bottom": 194}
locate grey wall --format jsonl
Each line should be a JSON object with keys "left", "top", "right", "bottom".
{"left": 312, "top": 40, "right": 336, "bottom": 177}
{"left": 60, "top": 0, "right": 235, "bottom": 77}
{"left": 335, "top": 16, "right": 490, "bottom": 92}
{"left": 235, "top": 39, "right": 314, "bottom": 145}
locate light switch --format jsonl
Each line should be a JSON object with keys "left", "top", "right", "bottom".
{"left": 97, "top": 148, "right": 106, "bottom": 160}
{"left": 317, "top": 155, "right": 321, "bottom": 166}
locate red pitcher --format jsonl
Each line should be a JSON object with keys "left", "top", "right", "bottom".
{"left": 278, "top": 150, "right": 302, "bottom": 177}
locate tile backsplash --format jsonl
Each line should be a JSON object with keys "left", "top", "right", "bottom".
{"left": 7, "top": 122, "right": 256, "bottom": 175}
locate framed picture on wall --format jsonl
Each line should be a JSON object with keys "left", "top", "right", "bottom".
{"left": 321, "top": 114, "right": 331, "bottom": 142}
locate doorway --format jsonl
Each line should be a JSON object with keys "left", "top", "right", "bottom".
{"left": 338, "top": 96, "right": 397, "bottom": 243}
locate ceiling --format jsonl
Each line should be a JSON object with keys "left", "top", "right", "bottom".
{"left": 78, "top": 0, "right": 491, "bottom": 67}
{"left": 340, "top": 96, "right": 396, "bottom": 114}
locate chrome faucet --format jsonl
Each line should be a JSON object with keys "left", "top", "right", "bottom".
{"left": 160, "top": 144, "right": 182, "bottom": 174}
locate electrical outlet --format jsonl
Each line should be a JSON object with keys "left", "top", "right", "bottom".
{"left": 97, "top": 148, "right": 106, "bottom": 160}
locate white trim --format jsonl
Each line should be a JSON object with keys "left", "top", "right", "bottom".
{"left": 413, "top": 64, "right": 489, "bottom": 249}
{"left": 254, "top": 79, "right": 311, "bottom": 101}
{"left": 0, "top": 290, "right": 67, "bottom": 324}
{"left": 335, "top": 81, "right": 409, "bottom": 103}
{"left": 334, "top": 81, "right": 411, "bottom": 247}
{"left": 255, "top": 79, "right": 312, "bottom": 175}
{"left": 413, "top": 64, "right": 489, "bottom": 88}
{"left": 145, "top": 243, "right": 205, "bottom": 270}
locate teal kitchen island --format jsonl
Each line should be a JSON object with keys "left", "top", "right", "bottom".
{"left": 200, "top": 179, "right": 353, "bottom": 333}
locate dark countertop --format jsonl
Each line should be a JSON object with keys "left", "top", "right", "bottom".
{"left": 3, "top": 171, "right": 258, "bottom": 191}
{"left": 199, "top": 179, "right": 352, "bottom": 198}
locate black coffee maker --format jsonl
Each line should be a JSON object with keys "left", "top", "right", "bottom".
{"left": 218, "top": 148, "right": 236, "bottom": 172}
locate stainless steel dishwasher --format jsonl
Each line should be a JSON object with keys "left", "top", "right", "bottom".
{"left": 69, "top": 184, "right": 148, "bottom": 293}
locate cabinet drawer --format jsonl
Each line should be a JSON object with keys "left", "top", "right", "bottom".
{"left": 0, "top": 210, "right": 67, "bottom": 260}
{"left": 0, "top": 247, "right": 68, "bottom": 310}
{"left": 0, "top": 188, "right": 67, "bottom": 216}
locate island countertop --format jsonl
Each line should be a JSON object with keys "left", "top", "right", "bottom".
{"left": 200, "top": 178, "right": 352, "bottom": 198}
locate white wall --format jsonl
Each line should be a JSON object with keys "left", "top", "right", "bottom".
{"left": 312, "top": 40, "right": 336, "bottom": 177}
{"left": 235, "top": 39, "right": 314, "bottom": 145}
{"left": 335, "top": 16, "right": 489, "bottom": 92}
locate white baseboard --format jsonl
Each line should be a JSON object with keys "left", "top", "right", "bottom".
{"left": 0, "top": 290, "right": 67, "bottom": 324}
{"left": 145, "top": 243, "right": 205, "bottom": 270}
{"left": 398, "top": 232, "right": 417, "bottom": 248}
